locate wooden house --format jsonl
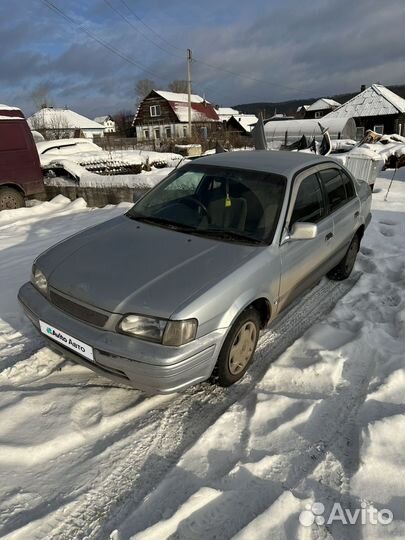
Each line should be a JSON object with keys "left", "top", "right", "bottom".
{"left": 304, "top": 98, "right": 341, "bottom": 119}
{"left": 134, "top": 90, "right": 220, "bottom": 141}
{"left": 325, "top": 84, "right": 405, "bottom": 139}
{"left": 226, "top": 114, "right": 258, "bottom": 136}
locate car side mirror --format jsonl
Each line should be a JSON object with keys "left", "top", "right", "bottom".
{"left": 288, "top": 222, "right": 318, "bottom": 241}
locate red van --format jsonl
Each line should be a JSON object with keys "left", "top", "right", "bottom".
{"left": 0, "top": 105, "right": 44, "bottom": 210}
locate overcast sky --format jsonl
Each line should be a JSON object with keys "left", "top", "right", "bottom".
{"left": 1, "top": 0, "right": 404, "bottom": 117}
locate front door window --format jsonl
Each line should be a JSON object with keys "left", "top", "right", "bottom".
{"left": 291, "top": 173, "right": 325, "bottom": 225}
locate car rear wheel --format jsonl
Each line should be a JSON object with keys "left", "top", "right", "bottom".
{"left": 327, "top": 233, "right": 360, "bottom": 281}
{"left": 213, "top": 307, "right": 261, "bottom": 387}
{"left": 0, "top": 187, "right": 25, "bottom": 210}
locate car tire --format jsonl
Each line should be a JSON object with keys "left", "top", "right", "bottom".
{"left": 327, "top": 233, "right": 360, "bottom": 281}
{"left": 213, "top": 307, "right": 261, "bottom": 387}
{"left": 0, "top": 187, "right": 25, "bottom": 210}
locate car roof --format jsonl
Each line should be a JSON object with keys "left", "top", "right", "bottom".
{"left": 193, "top": 150, "right": 333, "bottom": 177}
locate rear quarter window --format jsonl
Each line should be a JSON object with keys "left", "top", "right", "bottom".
{"left": 340, "top": 170, "right": 355, "bottom": 199}
{"left": 0, "top": 122, "right": 28, "bottom": 152}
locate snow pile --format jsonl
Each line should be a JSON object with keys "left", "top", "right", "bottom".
{"left": 361, "top": 140, "right": 405, "bottom": 162}
{"left": 45, "top": 164, "right": 173, "bottom": 189}
{"left": 42, "top": 146, "right": 182, "bottom": 188}
{"left": 0, "top": 171, "right": 404, "bottom": 539}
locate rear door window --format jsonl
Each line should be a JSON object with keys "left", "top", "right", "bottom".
{"left": 319, "top": 168, "right": 347, "bottom": 212}
{"left": 291, "top": 173, "right": 325, "bottom": 224}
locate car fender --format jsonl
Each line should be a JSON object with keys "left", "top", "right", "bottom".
{"left": 216, "top": 287, "right": 272, "bottom": 332}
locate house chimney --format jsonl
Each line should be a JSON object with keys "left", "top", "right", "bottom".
{"left": 361, "top": 84, "right": 366, "bottom": 92}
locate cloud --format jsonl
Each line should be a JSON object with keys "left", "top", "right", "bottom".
{"left": 0, "top": 0, "right": 404, "bottom": 116}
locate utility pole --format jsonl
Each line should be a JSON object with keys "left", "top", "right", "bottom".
{"left": 187, "top": 48, "right": 192, "bottom": 138}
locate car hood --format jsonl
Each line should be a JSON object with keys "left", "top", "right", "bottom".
{"left": 39, "top": 215, "right": 260, "bottom": 318}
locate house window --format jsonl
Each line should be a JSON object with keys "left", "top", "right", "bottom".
{"left": 154, "top": 128, "right": 161, "bottom": 139}
{"left": 374, "top": 125, "right": 384, "bottom": 135}
{"left": 355, "top": 127, "right": 365, "bottom": 140}
{"left": 165, "top": 127, "right": 171, "bottom": 138}
{"left": 314, "top": 111, "right": 322, "bottom": 119}
{"left": 143, "top": 129, "right": 150, "bottom": 139}
{"left": 183, "top": 126, "right": 188, "bottom": 137}
{"left": 150, "top": 105, "right": 161, "bottom": 117}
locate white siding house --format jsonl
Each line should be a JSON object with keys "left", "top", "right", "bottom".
{"left": 94, "top": 115, "right": 116, "bottom": 133}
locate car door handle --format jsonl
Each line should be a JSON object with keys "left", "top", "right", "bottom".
{"left": 325, "top": 232, "right": 334, "bottom": 241}
{"left": 354, "top": 211, "right": 360, "bottom": 218}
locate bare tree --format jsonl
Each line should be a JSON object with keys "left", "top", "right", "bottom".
{"left": 135, "top": 79, "right": 155, "bottom": 101}
{"left": 113, "top": 110, "right": 135, "bottom": 137}
{"left": 168, "top": 80, "right": 188, "bottom": 93}
{"left": 31, "top": 83, "right": 52, "bottom": 110}
{"left": 30, "top": 109, "right": 72, "bottom": 140}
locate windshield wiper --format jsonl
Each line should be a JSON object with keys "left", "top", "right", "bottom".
{"left": 127, "top": 214, "right": 197, "bottom": 232}
{"left": 189, "top": 228, "right": 266, "bottom": 245}
{"left": 127, "top": 215, "right": 265, "bottom": 244}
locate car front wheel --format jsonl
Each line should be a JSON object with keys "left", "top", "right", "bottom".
{"left": 213, "top": 307, "right": 261, "bottom": 387}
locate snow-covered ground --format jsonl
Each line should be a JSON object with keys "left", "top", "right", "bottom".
{"left": 0, "top": 172, "right": 404, "bottom": 540}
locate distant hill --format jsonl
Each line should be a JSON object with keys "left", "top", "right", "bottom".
{"left": 234, "top": 84, "right": 405, "bottom": 118}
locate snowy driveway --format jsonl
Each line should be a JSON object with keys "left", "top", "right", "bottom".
{"left": 0, "top": 174, "right": 404, "bottom": 540}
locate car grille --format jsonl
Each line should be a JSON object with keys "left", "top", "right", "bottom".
{"left": 49, "top": 290, "right": 109, "bottom": 328}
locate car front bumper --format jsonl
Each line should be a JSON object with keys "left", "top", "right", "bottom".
{"left": 18, "top": 282, "right": 225, "bottom": 393}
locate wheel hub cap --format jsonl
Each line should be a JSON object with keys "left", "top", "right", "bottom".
{"left": 228, "top": 321, "right": 257, "bottom": 375}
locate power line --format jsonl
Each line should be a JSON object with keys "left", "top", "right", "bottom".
{"left": 41, "top": 0, "right": 297, "bottom": 97}
{"left": 117, "top": 1, "right": 295, "bottom": 92}
{"left": 40, "top": 0, "right": 162, "bottom": 80}
{"left": 193, "top": 56, "right": 296, "bottom": 92}
{"left": 103, "top": 0, "right": 182, "bottom": 60}
{"left": 118, "top": 0, "right": 182, "bottom": 53}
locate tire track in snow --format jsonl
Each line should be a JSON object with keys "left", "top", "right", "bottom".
{"left": 11, "top": 275, "right": 359, "bottom": 540}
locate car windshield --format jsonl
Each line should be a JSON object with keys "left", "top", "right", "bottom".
{"left": 127, "top": 164, "right": 286, "bottom": 244}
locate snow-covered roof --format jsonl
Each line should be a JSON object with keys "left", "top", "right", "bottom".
{"left": 94, "top": 115, "right": 111, "bottom": 124}
{"left": 216, "top": 107, "right": 240, "bottom": 120}
{"left": 326, "top": 84, "right": 405, "bottom": 119}
{"left": 0, "top": 104, "right": 21, "bottom": 111}
{"left": 154, "top": 90, "right": 207, "bottom": 104}
{"left": 28, "top": 108, "right": 105, "bottom": 130}
{"left": 307, "top": 98, "right": 341, "bottom": 111}
{"left": 230, "top": 114, "right": 258, "bottom": 133}
{"left": 0, "top": 104, "right": 24, "bottom": 121}
{"left": 296, "top": 105, "right": 310, "bottom": 112}
{"left": 0, "top": 115, "right": 24, "bottom": 121}
{"left": 151, "top": 89, "right": 219, "bottom": 123}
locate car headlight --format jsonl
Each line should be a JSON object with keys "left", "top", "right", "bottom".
{"left": 31, "top": 264, "right": 48, "bottom": 295}
{"left": 119, "top": 314, "right": 197, "bottom": 346}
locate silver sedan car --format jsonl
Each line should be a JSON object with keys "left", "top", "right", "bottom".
{"left": 18, "top": 151, "right": 372, "bottom": 393}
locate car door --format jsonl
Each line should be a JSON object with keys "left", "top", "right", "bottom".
{"left": 277, "top": 169, "right": 334, "bottom": 313}
{"left": 317, "top": 166, "right": 360, "bottom": 270}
